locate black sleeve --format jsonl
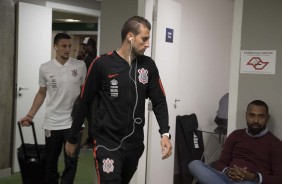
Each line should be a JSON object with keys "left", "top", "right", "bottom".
{"left": 147, "top": 60, "right": 170, "bottom": 135}
{"left": 68, "top": 57, "right": 101, "bottom": 144}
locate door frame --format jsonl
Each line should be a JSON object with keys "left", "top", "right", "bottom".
{"left": 46, "top": 1, "right": 101, "bottom": 56}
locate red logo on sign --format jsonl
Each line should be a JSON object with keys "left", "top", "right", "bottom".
{"left": 247, "top": 57, "right": 269, "bottom": 70}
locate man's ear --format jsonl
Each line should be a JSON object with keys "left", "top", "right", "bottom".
{"left": 127, "top": 33, "right": 134, "bottom": 42}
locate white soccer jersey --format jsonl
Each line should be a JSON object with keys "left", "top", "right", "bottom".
{"left": 39, "top": 57, "right": 86, "bottom": 130}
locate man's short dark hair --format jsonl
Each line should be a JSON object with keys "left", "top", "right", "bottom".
{"left": 247, "top": 100, "right": 269, "bottom": 114}
{"left": 121, "top": 16, "right": 151, "bottom": 42}
{"left": 54, "top": 33, "right": 71, "bottom": 44}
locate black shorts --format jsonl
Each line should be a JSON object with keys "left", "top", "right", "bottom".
{"left": 94, "top": 145, "right": 144, "bottom": 184}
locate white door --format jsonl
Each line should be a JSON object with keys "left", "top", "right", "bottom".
{"left": 145, "top": 0, "right": 181, "bottom": 183}
{"left": 13, "top": 2, "right": 52, "bottom": 172}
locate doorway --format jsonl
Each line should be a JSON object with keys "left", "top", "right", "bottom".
{"left": 52, "top": 10, "right": 98, "bottom": 60}
{"left": 13, "top": 2, "right": 100, "bottom": 174}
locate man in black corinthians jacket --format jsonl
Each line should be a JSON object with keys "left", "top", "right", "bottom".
{"left": 65, "top": 16, "right": 172, "bottom": 184}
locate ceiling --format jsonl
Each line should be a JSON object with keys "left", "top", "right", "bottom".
{"left": 52, "top": 11, "right": 98, "bottom": 23}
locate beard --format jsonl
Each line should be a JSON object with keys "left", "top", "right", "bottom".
{"left": 132, "top": 47, "right": 145, "bottom": 56}
{"left": 247, "top": 124, "right": 266, "bottom": 135}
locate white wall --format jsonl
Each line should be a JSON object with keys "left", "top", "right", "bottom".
{"left": 176, "top": 0, "right": 234, "bottom": 126}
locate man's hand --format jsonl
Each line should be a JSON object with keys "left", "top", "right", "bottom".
{"left": 227, "top": 165, "right": 246, "bottom": 181}
{"left": 161, "top": 136, "right": 172, "bottom": 160}
{"left": 227, "top": 165, "right": 255, "bottom": 182}
{"left": 19, "top": 116, "right": 33, "bottom": 126}
{"left": 65, "top": 141, "right": 77, "bottom": 158}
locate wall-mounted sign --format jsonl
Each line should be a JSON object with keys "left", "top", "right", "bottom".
{"left": 240, "top": 50, "right": 276, "bottom": 74}
{"left": 165, "top": 28, "right": 174, "bottom": 43}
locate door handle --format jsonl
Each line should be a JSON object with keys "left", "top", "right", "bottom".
{"left": 174, "top": 98, "right": 181, "bottom": 109}
{"left": 19, "top": 87, "right": 29, "bottom": 91}
{"left": 175, "top": 99, "right": 180, "bottom": 103}
{"left": 18, "top": 87, "right": 29, "bottom": 97}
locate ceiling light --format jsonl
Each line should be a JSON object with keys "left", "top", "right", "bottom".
{"left": 64, "top": 19, "right": 81, "bottom": 22}
{"left": 53, "top": 19, "right": 82, "bottom": 22}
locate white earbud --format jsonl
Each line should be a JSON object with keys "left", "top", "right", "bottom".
{"left": 55, "top": 47, "right": 58, "bottom": 50}
{"left": 129, "top": 37, "right": 133, "bottom": 43}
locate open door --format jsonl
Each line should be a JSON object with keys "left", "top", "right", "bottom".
{"left": 145, "top": 0, "right": 181, "bottom": 183}
{"left": 13, "top": 2, "right": 52, "bottom": 172}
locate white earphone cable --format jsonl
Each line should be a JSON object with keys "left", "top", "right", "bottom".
{"left": 96, "top": 44, "right": 142, "bottom": 151}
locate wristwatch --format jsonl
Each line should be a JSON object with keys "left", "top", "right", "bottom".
{"left": 223, "top": 167, "right": 230, "bottom": 175}
{"left": 252, "top": 172, "right": 260, "bottom": 183}
{"left": 161, "top": 133, "right": 171, "bottom": 140}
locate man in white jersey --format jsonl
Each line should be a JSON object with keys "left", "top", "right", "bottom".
{"left": 19, "top": 33, "right": 86, "bottom": 184}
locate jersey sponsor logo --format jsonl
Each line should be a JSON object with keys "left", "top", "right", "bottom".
{"left": 102, "top": 158, "right": 114, "bottom": 174}
{"left": 110, "top": 79, "right": 118, "bottom": 86}
{"left": 108, "top": 73, "right": 119, "bottom": 78}
{"left": 110, "top": 79, "right": 118, "bottom": 97}
{"left": 71, "top": 69, "right": 78, "bottom": 77}
{"left": 138, "top": 68, "right": 148, "bottom": 84}
{"left": 50, "top": 76, "right": 57, "bottom": 89}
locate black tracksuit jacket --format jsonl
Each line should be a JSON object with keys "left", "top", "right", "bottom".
{"left": 69, "top": 51, "right": 169, "bottom": 150}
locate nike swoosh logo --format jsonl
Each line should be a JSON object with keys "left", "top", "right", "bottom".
{"left": 108, "top": 73, "right": 119, "bottom": 78}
